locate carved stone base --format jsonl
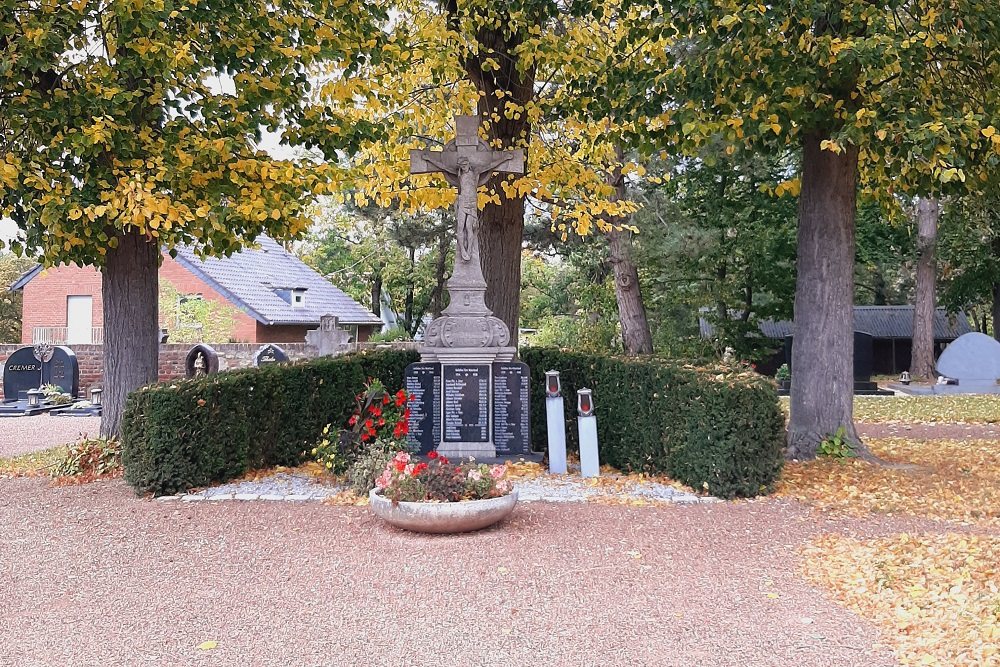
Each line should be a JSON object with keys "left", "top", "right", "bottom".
{"left": 436, "top": 441, "right": 498, "bottom": 460}
{"left": 418, "top": 346, "right": 516, "bottom": 364}
{"left": 422, "top": 314, "right": 510, "bottom": 349}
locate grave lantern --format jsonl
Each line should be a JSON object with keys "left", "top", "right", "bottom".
{"left": 898, "top": 371, "right": 911, "bottom": 385}
{"left": 26, "top": 389, "right": 42, "bottom": 407}
{"left": 545, "top": 370, "right": 561, "bottom": 397}
{"left": 577, "top": 388, "right": 600, "bottom": 478}
{"left": 90, "top": 388, "right": 103, "bottom": 406}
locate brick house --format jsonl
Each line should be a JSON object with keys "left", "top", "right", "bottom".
{"left": 11, "top": 236, "right": 382, "bottom": 345}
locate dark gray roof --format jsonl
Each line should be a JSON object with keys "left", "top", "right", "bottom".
{"left": 700, "top": 306, "right": 973, "bottom": 341}
{"left": 173, "top": 236, "right": 381, "bottom": 326}
{"left": 9, "top": 264, "right": 41, "bottom": 291}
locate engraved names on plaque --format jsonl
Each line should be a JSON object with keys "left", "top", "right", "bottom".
{"left": 404, "top": 363, "right": 441, "bottom": 454}
{"left": 492, "top": 362, "right": 530, "bottom": 456}
{"left": 443, "top": 364, "right": 490, "bottom": 443}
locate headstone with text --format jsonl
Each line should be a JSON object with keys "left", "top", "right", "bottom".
{"left": 2, "top": 345, "right": 79, "bottom": 401}
{"left": 404, "top": 362, "right": 442, "bottom": 455}
{"left": 253, "top": 344, "right": 289, "bottom": 367}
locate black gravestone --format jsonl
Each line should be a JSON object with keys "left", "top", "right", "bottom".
{"left": 46, "top": 346, "right": 80, "bottom": 397}
{"left": 442, "top": 364, "right": 490, "bottom": 443}
{"left": 404, "top": 362, "right": 442, "bottom": 454}
{"left": 853, "top": 331, "right": 875, "bottom": 383}
{"left": 3, "top": 347, "right": 43, "bottom": 401}
{"left": 253, "top": 344, "right": 289, "bottom": 367}
{"left": 185, "top": 344, "right": 220, "bottom": 377}
{"left": 492, "top": 362, "right": 531, "bottom": 456}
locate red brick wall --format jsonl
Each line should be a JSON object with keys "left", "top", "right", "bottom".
{"left": 159, "top": 257, "right": 259, "bottom": 342}
{"left": 21, "top": 265, "right": 103, "bottom": 344}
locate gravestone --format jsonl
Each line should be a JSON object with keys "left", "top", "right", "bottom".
{"left": 404, "top": 362, "right": 442, "bottom": 455}
{"left": 305, "top": 314, "right": 352, "bottom": 357}
{"left": 2, "top": 345, "right": 79, "bottom": 401}
{"left": 492, "top": 362, "right": 531, "bottom": 457}
{"left": 185, "top": 344, "right": 219, "bottom": 378}
{"left": 937, "top": 332, "right": 1000, "bottom": 388}
{"left": 253, "top": 344, "right": 289, "bottom": 367}
{"left": 409, "top": 115, "right": 539, "bottom": 460}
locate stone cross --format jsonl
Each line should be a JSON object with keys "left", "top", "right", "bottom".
{"left": 410, "top": 116, "right": 524, "bottom": 280}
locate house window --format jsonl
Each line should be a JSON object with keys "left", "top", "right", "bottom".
{"left": 291, "top": 290, "right": 305, "bottom": 308}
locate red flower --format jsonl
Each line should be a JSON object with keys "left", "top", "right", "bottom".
{"left": 360, "top": 433, "right": 369, "bottom": 442}
{"left": 403, "top": 408, "right": 411, "bottom": 420}
{"left": 438, "top": 455, "right": 450, "bottom": 465}
{"left": 365, "top": 419, "right": 374, "bottom": 429}
{"left": 393, "top": 424, "right": 404, "bottom": 438}
{"left": 382, "top": 394, "right": 390, "bottom": 405}
{"left": 413, "top": 462, "right": 428, "bottom": 475}
{"left": 395, "top": 390, "right": 406, "bottom": 406}
{"left": 395, "top": 460, "right": 406, "bottom": 472}
{"left": 428, "top": 451, "right": 438, "bottom": 459}
{"left": 378, "top": 417, "right": 386, "bottom": 426}
{"left": 348, "top": 415, "right": 358, "bottom": 426}
{"left": 371, "top": 406, "right": 382, "bottom": 417}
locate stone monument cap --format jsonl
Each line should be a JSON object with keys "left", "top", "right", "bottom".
{"left": 936, "top": 332, "right": 1000, "bottom": 382}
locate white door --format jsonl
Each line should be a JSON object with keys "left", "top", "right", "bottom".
{"left": 66, "top": 296, "right": 93, "bottom": 344}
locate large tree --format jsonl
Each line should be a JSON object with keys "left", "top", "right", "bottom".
{"left": 598, "top": 0, "right": 1000, "bottom": 458}
{"left": 0, "top": 0, "right": 384, "bottom": 435}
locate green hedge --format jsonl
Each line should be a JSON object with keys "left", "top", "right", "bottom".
{"left": 121, "top": 349, "right": 418, "bottom": 496}
{"left": 521, "top": 348, "right": 785, "bottom": 498}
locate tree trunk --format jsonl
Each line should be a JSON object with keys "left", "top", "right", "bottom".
{"left": 101, "top": 228, "right": 160, "bottom": 439}
{"left": 603, "top": 144, "right": 653, "bottom": 355}
{"left": 404, "top": 247, "right": 415, "bottom": 334}
{"left": 786, "top": 133, "right": 862, "bottom": 459}
{"left": 370, "top": 271, "right": 382, "bottom": 319}
{"left": 478, "top": 203, "right": 524, "bottom": 339}
{"left": 606, "top": 227, "right": 654, "bottom": 355}
{"left": 992, "top": 283, "right": 1000, "bottom": 343}
{"left": 911, "top": 197, "right": 940, "bottom": 380}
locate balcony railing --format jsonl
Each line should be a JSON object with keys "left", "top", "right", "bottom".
{"left": 32, "top": 326, "right": 104, "bottom": 345}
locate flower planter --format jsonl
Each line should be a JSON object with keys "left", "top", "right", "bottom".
{"left": 368, "top": 488, "right": 518, "bottom": 534}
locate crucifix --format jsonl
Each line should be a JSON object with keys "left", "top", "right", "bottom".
{"left": 410, "top": 116, "right": 525, "bottom": 281}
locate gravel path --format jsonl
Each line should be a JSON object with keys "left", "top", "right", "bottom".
{"left": 0, "top": 415, "right": 100, "bottom": 457}
{"left": 0, "top": 477, "right": 897, "bottom": 667}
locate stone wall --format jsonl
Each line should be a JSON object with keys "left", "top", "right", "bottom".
{"left": 0, "top": 341, "right": 418, "bottom": 400}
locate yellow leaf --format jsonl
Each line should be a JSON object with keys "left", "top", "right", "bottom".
{"left": 197, "top": 641, "right": 218, "bottom": 650}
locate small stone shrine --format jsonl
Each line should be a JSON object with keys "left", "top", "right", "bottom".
{"left": 185, "top": 344, "right": 220, "bottom": 378}
{"left": 253, "top": 344, "right": 289, "bottom": 367}
{"left": 305, "top": 315, "right": 352, "bottom": 357}
{"left": 405, "top": 115, "right": 536, "bottom": 460}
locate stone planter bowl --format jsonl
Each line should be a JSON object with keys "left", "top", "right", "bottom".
{"left": 368, "top": 488, "right": 518, "bottom": 534}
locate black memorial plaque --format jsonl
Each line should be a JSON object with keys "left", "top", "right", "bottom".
{"left": 443, "top": 364, "right": 490, "bottom": 443}
{"left": 404, "top": 362, "right": 442, "bottom": 454}
{"left": 3, "top": 347, "right": 42, "bottom": 401}
{"left": 492, "top": 362, "right": 531, "bottom": 456}
{"left": 46, "top": 346, "right": 79, "bottom": 397}
{"left": 253, "top": 344, "right": 289, "bottom": 367}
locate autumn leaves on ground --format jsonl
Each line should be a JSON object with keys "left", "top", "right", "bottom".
{"left": 778, "top": 396, "right": 1000, "bottom": 666}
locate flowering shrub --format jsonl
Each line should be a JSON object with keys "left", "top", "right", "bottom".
{"left": 374, "top": 451, "right": 512, "bottom": 503}
{"left": 313, "top": 379, "right": 411, "bottom": 473}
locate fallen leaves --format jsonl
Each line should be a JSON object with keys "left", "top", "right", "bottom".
{"left": 0, "top": 447, "right": 66, "bottom": 478}
{"left": 776, "top": 438, "right": 1000, "bottom": 525}
{"left": 854, "top": 395, "right": 1000, "bottom": 424}
{"left": 802, "top": 534, "right": 1000, "bottom": 666}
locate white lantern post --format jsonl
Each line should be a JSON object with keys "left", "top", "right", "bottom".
{"left": 577, "top": 388, "right": 600, "bottom": 478}
{"left": 545, "top": 370, "right": 567, "bottom": 474}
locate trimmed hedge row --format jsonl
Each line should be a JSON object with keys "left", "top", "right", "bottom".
{"left": 121, "top": 349, "right": 418, "bottom": 496}
{"left": 521, "top": 348, "right": 785, "bottom": 498}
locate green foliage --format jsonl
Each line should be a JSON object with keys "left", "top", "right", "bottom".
{"left": 346, "top": 438, "right": 409, "bottom": 495}
{"left": 120, "top": 349, "right": 417, "bottom": 496}
{"left": 159, "top": 279, "right": 237, "bottom": 344}
{"left": 521, "top": 348, "right": 785, "bottom": 498}
{"left": 368, "top": 326, "right": 413, "bottom": 343}
{"left": 52, "top": 438, "right": 122, "bottom": 478}
{"left": 0, "top": 253, "right": 34, "bottom": 343}
{"left": 817, "top": 427, "right": 855, "bottom": 460}
{"left": 775, "top": 364, "right": 791, "bottom": 382}
{"left": 40, "top": 383, "right": 72, "bottom": 405}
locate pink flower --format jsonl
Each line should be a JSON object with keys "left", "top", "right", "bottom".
{"left": 375, "top": 470, "right": 392, "bottom": 490}
{"left": 393, "top": 451, "right": 410, "bottom": 465}
{"left": 467, "top": 470, "right": 482, "bottom": 481}
{"left": 490, "top": 465, "right": 506, "bottom": 480}
{"left": 495, "top": 480, "right": 511, "bottom": 494}
{"left": 404, "top": 464, "right": 415, "bottom": 475}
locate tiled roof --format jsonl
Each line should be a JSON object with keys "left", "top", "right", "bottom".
{"left": 173, "top": 236, "right": 382, "bottom": 326}
{"left": 700, "top": 306, "right": 973, "bottom": 341}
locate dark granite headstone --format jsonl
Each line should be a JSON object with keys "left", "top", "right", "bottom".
{"left": 492, "top": 362, "right": 531, "bottom": 456}
{"left": 185, "top": 344, "right": 219, "bottom": 377}
{"left": 253, "top": 344, "right": 288, "bottom": 367}
{"left": 46, "top": 346, "right": 80, "bottom": 397}
{"left": 853, "top": 331, "right": 874, "bottom": 383}
{"left": 442, "top": 364, "right": 490, "bottom": 443}
{"left": 404, "top": 362, "right": 442, "bottom": 455}
{"left": 3, "top": 347, "right": 43, "bottom": 401}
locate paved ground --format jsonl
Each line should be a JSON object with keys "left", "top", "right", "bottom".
{"left": 0, "top": 477, "right": 903, "bottom": 667}
{"left": 857, "top": 422, "right": 1000, "bottom": 440}
{"left": 0, "top": 415, "right": 100, "bottom": 458}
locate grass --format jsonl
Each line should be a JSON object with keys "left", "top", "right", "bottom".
{"left": 779, "top": 395, "right": 1000, "bottom": 424}
{"left": 0, "top": 446, "right": 67, "bottom": 477}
